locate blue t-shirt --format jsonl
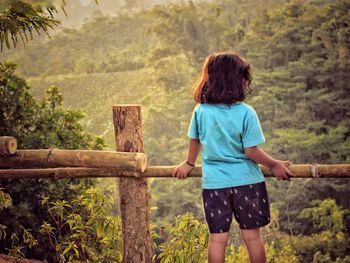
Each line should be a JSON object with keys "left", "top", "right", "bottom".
{"left": 187, "top": 102, "right": 266, "bottom": 189}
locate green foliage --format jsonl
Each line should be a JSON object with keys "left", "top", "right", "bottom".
{"left": 289, "top": 199, "right": 350, "bottom": 262}
{"left": 0, "top": 61, "right": 106, "bottom": 261}
{"left": 0, "top": 61, "right": 105, "bottom": 149}
{"left": 299, "top": 198, "right": 347, "bottom": 233}
{"left": 152, "top": 204, "right": 347, "bottom": 262}
{"left": 1, "top": 185, "right": 123, "bottom": 262}
{"left": 0, "top": 189, "right": 11, "bottom": 241}
{"left": 0, "top": 0, "right": 60, "bottom": 51}
{"left": 6, "top": 227, "right": 38, "bottom": 258}
{"left": 0, "top": 12, "right": 152, "bottom": 77}
{"left": 0, "top": 0, "right": 101, "bottom": 52}
{"left": 288, "top": 231, "right": 350, "bottom": 263}
{"left": 0, "top": 188, "right": 12, "bottom": 210}
{"left": 153, "top": 213, "right": 208, "bottom": 263}
{"left": 39, "top": 186, "right": 122, "bottom": 262}
{"left": 153, "top": 211, "right": 301, "bottom": 263}
{"left": 237, "top": 0, "right": 350, "bottom": 237}
{"left": 226, "top": 241, "right": 299, "bottom": 263}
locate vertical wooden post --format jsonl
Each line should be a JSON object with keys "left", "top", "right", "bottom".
{"left": 112, "top": 105, "right": 151, "bottom": 263}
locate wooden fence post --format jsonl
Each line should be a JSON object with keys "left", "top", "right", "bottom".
{"left": 112, "top": 105, "right": 151, "bottom": 263}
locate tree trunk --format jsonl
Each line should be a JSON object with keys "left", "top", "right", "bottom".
{"left": 112, "top": 105, "right": 151, "bottom": 263}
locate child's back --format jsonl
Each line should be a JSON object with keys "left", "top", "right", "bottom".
{"left": 189, "top": 102, "right": 265, "bottom": 189}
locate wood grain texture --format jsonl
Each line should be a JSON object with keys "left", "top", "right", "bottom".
{"left": 0, "top": 149, "right": 146, "bottom": 172}
{"left": 1, "top": 165, "right": 349, "bottom": 179}
{"left": 112, "top": 105, "right": 151, "bottom": 263}
{"left": 0, "top": 136, "right": 17, "bottom": 156}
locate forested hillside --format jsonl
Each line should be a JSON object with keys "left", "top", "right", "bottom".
{"left": 1, "top": 0, "right": 349, "bottom": 262}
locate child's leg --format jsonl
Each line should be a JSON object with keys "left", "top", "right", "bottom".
{"left": 201, "top": 188, "right": 234, "bottom": 263}
{"left": 208, "top": 232, "right": 229, "bottom": 263}
{"left": 240, "top": 228, "right": 266, "bottom": 263}
{"left": 231, "top": 182, "right": 271, "bottom": 263}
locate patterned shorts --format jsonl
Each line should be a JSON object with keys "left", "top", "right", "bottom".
{"left": 202, "top": 181, "right": 270, "bottom": 233}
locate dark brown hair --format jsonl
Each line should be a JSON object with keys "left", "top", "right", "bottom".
{"left": 193, "top": 52, "right": 252, "bottom": 104}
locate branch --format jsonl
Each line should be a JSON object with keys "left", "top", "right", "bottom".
{"left": 0, "top": 1, "right": 60, "bottom": 51}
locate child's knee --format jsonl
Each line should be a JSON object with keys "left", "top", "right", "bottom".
{"left": 209, "top": 232, "right": 229, "bottom": 245}
{"left": 240, "top": 228, "right": 262, "bottom": 243}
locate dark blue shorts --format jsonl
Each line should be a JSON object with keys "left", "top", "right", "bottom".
{"left": 202, "top": 181, "right": 270, "bottom": 233}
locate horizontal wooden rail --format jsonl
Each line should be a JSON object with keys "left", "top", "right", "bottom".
{"left": 0, "top": 164, "right": 349, "bottom": 179}
{"left": 0, "top": 149, "right": 147, "bottom": 172}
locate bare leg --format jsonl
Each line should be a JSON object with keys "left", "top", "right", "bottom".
{"left": 208, "top": 232, "right": 229, "bottom": 263}
{"left": 240, "top": 228, "right": 266, "bottom": 263}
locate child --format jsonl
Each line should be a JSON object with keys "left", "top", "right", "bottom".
{"left": 172, "top": 52, "right": 295, "bottom": 263}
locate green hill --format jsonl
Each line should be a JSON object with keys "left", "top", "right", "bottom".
{"left": 27, "top": 68, "right": 159, "bottom": 149}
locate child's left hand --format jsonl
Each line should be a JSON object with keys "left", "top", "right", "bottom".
{"left": 172, "top": 161, "right": 194, "bottom": 179}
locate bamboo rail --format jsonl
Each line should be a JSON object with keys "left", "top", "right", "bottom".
{"left": 0, "top": 164, "right": 349, "bottom": 179}
{"left": 0, "top": 149, "right": 147, "bottom": 172}
{"left": 0, "top": 136, "right": 17, "bottom": 156}
{"left": 145, "top": 164, "right": 350, "bottom": 178}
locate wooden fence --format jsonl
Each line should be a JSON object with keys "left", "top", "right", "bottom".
{"left": 0, "top": 105, "right": 349, "bottom": 262}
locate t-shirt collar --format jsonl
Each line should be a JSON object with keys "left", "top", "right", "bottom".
{"left": 213, "top": 102, "right": 242, "bottom": 109}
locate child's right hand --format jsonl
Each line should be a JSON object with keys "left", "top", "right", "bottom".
{"left": 270, "top": 160, "right": 295, "bottom": 181}
{"left": 172, "top": 160, "right": 194, "bottom": 180}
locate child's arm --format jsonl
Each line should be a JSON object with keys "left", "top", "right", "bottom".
{"left": 172, "top": 138, "right": 201, "bottom": 179}
{"left": 244, "top": 146, "right": 295, "bottom": 180}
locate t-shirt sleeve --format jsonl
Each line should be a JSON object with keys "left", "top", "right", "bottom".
{"left": 187, "top": 108, "right": 199, "bottom": 139}
{"left": 242, "top": 110, "right": 265, "bottom": 148}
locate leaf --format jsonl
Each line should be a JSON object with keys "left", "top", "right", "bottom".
{"left": 4, "top": 31, "right": 10, "bottom": 49}
{"left": 175, "top": 255, "right": 184, "bottom": 263}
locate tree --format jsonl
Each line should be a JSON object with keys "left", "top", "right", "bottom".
{"left": 0, "top": 61, "right": 106, "bottom": 261}
{"left": 236, "top": 0, "right": 350, "bottom": 236}
{"left": 0, "top": 0, "right": 99, "bottom": 51}
{"left": 0, "top": 0, "right": 58, "bottom": 51}
{"left": 289, "top": 198, "right": 350, "bottom": 262}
